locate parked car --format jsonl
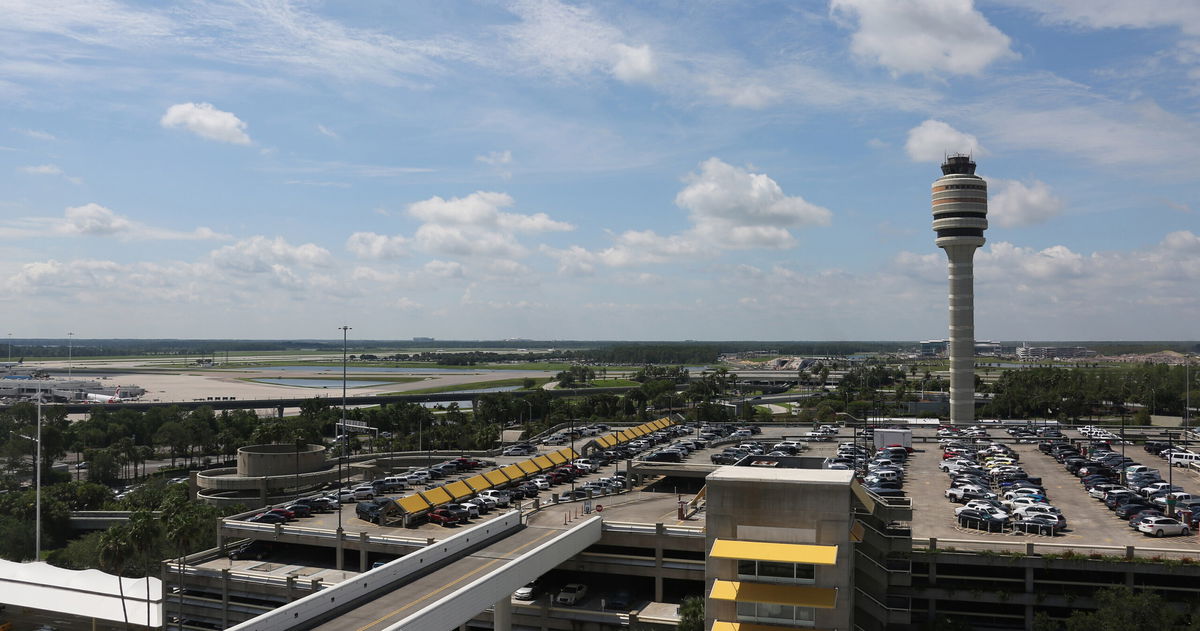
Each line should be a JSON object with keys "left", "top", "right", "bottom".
{"left": 427, "top": 508, "right": 461, "bottom": 526}
{"left": 556, "top": 583, "right": 589, "bottom": 606}
{"left": 1137, "top": 516, "right": 1191, "bottom": 537}
{"left": 1011, "top": 517, "right": 1062, "bottom": 535}
{"left": 247, "top": 512, "right": 286, "bottom": 524}
{"left": 480, "top": 490, "right": 511, "bottom": 507}
{"left": 514, "top": 579, "right": 541, "bottom": 601}
{"left": 956, "top": 508, "right": 1006, "bottom": 531}
{"left": 284, "top": 504, "right": 312, "bottom": 518}
{"left": 228, "top": 541, "right": 273, "bottom": 560}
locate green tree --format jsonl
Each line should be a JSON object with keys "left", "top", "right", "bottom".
{"left": 98, "top": 524, "right": 134, "bottom": 630}
{"left": 677, "top": 596, "right": 704, "bottom": 631}
{"left": 1063, "top": 585, "right": 1193, "bottom": 631}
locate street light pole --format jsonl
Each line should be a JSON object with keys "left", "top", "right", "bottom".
{"left": 35, "top": 398, "right": 42, "bottom": 559}
{"left": 338, "top": 325, "right": 351, "bottom": 533}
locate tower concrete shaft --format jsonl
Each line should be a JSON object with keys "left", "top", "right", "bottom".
{"left": 932, "top": 156, "right": 987, "bottom": 424}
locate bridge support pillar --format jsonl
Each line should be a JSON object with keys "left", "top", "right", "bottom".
{"left": 360, "top": 532, "right": 369, "bottom": 571}
{"left": 336, "top": 527, "right": 345, "bottom": 571}
{"left": 494, "top": 596, "right": 513, "bottom": 631}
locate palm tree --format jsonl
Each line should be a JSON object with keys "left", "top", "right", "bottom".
{"left": 99, "top": 525, "right": 133, "bottom": 630}
{"left": 126, "top": 510, "right": 160, "bottom": 627}
{"left": 164, "top": 503, "right": 211, "bottom": 629}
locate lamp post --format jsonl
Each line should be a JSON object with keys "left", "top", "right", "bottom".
{"left": 338, "top": 325, "right": 351, "bottom": 533}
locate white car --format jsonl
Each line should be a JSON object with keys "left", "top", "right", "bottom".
{"left": 1014, "top": 504, "right": 1064, "bottom": 524}
{"left": 480, "top": 489, "right": 510, "bottom": 507}
{"left": 1003, "top": 496, "right": 1047, "bottom": 511}
{"left": 955, "top": 504, "right": 1009, "bottom": 520}
{"left": 352, "top": 485, "right": 376, "bottom": 500}
{"left": 531, "top": 478, "right": 551, "bottom": 490}
{"left": 573, "top": 459, "right": 600, "bottom": 472}
{"left": 1137, "top": 516, "right": 1190, "bottom": 537}
{"left": 556, "top": 583, "right": 588, "bottom": 605}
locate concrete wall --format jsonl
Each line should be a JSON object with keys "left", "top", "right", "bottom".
{"left": 705, "top": 471, "right": 853, "bottom": 631}
{"left": 238, "top": 444, "right": 326, "bottom": 477}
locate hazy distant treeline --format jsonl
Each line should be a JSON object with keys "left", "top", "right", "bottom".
{"left": 5, "top": 338, "right": 1195, "bottom": 361}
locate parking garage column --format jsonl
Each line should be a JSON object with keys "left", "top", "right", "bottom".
{"left": 336, "top": 527, "right": 345, "bottom": 570}
{"left": 494, "top": 595, "right": 513, "bottom": 631}
{"left": 221, "top": 568, "right": 230, "bottom": 630}
{"left": 359, "top": 532, "right": 369, "bottom": 571}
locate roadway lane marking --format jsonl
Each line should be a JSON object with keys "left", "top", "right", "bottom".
{"left": 354, "top": 527, "right": 564, "bottom": 631}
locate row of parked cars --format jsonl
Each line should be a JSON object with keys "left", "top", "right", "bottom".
{"left": 852, "top": 443, "right": 909, "bottom": 498}
{"left": 1043, "top": 439, "right": 1197, "bottom": 537}
{"left": 942, "top": 440, "right": 1065, "bottom": 535}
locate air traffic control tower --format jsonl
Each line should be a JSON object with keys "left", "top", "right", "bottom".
{"left": 932, "top": 155, "right": 987, "bottom": 424}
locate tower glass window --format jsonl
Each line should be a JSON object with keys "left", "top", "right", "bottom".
{"left": 737, "top": 560, "right": 816, "bottom": 584}
{"left": 736, "top": 601, "right": 816, "bottom": 627}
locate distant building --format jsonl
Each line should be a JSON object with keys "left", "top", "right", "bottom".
{"left": 1016, "top": 344, "right": 1096, "bottom": 360}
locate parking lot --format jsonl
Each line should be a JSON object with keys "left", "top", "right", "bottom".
{"left": 906, "top": 428, "right": 1200, "bottom": 552}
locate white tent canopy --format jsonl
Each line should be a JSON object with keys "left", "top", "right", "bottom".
{"left": 0, "top": 559, "right": 162, "bottom": 627}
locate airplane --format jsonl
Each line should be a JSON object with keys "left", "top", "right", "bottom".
{"left": 84, "top": 387, "right": 138, "bottom": 403}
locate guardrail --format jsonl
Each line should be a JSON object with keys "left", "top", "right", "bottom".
{"left": 220, "top": 519, "right": 431, "bottom": 547}
{"left": 915, "top": 536, "right": 1200, "bottom": 560}
{"left": 601, "top": 521, "right": 705, "bottom": 537}
{"left": 225, "top": 510, "right": 523, "bottom": 631}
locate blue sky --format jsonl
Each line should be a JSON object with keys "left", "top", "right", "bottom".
{"left": 1, "top": 0, "right": 1197, "bottom": 341}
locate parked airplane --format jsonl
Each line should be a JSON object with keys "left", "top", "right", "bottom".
{"left": 84, "top": 388, "right": 137, "bottom": 403}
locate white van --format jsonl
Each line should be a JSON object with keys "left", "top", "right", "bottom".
{"left": 382, "top": 476, "right": 409, "bottom": 492}
{"left": 1169, "top": 451, "right": 1200, "bottom": 467}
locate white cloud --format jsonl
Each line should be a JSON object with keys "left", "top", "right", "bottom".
{"left": 501, "top": 0, "right": 660, "bottom": 86}
{"left": 676, "top": 158, "right": 832, "bottom": 248}
{"left": 0, "top": 203, "right": 228, "bottom": 241}
{"left": 987, "top": 178, "right": 1065, "bottom": 228}
{"left": 996, "top": 1, "right": 1200, "bottom": 36}
{"left": 421, "top": 260, "right": 465, "bottom": 279}
{"left": 405, "top": 191, "right": 572, "bottom": 258}
{"left": 476, "top": 150, "right": 512, "bottom": 166}
{"left": 18, "top": 164, "right": 81, "bottom": 184}
{"left": 160, "top": 102, "right": 251, "bottom": 145}
{"left": 316, "top": 124, "right": 338, "bottom": 139}
{"left": 346, "top": 232, "right": 409, "bottom": 260}
{"left": 905, "top": 119, "right": 985, "bottom": 162}
{"left": 831, "top": 0, "right": 1017, "bottom": 76}
{"left": 210, "top": 236, "right": 331, "bottom": 273}
{"left": 14, "top": 128, "right": 56, "bottom": 141}
{"left": 612, "top": 44, "right": 657, "bottom": 83}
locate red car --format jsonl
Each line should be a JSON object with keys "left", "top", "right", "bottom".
{"left": 454, "top": 457, "right": 482, "bottom": 469}
{"left": 428, "top": 508, "right": 460, "bottom": 526}
{"left": 266, "top": 508, "right": 295, "bottom": 521}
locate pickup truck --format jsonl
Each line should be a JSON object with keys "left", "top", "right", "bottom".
{"left": 945, "top": 485, "right": 997, "bottom": 503}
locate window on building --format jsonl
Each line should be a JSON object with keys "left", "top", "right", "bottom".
{"left": 737, "top": 560, "right": 816, "bottom": 584}
{"left": 736, "top": 601, "right": 816, "bottom": 627}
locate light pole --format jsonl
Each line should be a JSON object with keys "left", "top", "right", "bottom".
{"left": 338, "top": 325, "right": 350, "bottom": 533}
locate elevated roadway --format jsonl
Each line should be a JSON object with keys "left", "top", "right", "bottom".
{"left": 55, "top": 386, "right": 635, "bottom": 414}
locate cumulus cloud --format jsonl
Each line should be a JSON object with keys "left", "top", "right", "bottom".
{"left": 906, "top": 119, "right": 985, "bottom": 162}
{"left": 831, "top": 0, "right": 1017, "bottom": 76}
{"left": 210, "top": 236, "right": 331, "bottom": 273}
{"left": 346, "top": 232, "right": 409, "bottom": 260}
{"left": 676, "top": 158, "right": 832, "bottom": 248}
{"left": 406, "top": 191, "right": 572, "bottom": 258}
{"left": 475, "top": 150, "right": 512, "bottom": 166}
{"left": 987, "top": 179, "right": 1065, "bottom": 228}
{"left": 543, "top": 158, "right": 831, "bottom": 274}
{"left": 160, "top": 102, "right": 251, "bottom": 145}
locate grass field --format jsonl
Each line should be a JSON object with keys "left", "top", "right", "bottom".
{"left": 590, "top": 378, "right": 640, "bottom": 387}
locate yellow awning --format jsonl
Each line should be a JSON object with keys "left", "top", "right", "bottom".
{"left": 502, "top": 464, "right": 526, "bottom": 481}
{"left": 443, "top": 480, "right": 474, "bottom": 500}
{"left": 597, "top": 434, "right": 617, "bottom": 448}
{"left": 464, "top": 474, "right": 492, "bottom": 492}
{"left": 558, "top": 447, "right": 581, "bottom": 460}
{"left": 546, "top": 451, "right": 567, "bottom": 465}
{"left": 617, "top": 430, "right": 635, "bottom": 442}
{"left": 484, "top": 470, "right": 510, "bottom": 486}
{"left": 516, "top": 460, "right": 542, "bottom": 474}
{"left": 709, "top": 580, "right": 837, "bottom": 609}
{"left": 651, "top": 419, "right": 667, "bottom": 430}
{"left": 710, "top": 539, "right": 838, "bottom": 566}
{"left": 397, "top": 494, "right": 430, "bottom": 514}
{"left": 713, "top": 622, "right": 836, "bottom": 631}
{"left": 420, "top": 486, "right": 453, "bottom": 507}
{"left": 532, "top": 455, "right": 554, "bottom": 470}
{"left": 628, "top": 426, "right": 647, "bottom": 437}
